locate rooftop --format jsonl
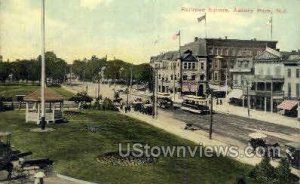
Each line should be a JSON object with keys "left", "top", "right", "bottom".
{"left": 24, "top": 88, "right": 64, "bottom": 102}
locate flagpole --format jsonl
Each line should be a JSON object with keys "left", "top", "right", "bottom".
{"left": 205, "top": 13, "right": 207, "bottom": 38}
{"left": 270, "top": 16, "right": 273, "bottom": 40}
{"left": 40, "top": 0, "right": 46, "bottom": 130}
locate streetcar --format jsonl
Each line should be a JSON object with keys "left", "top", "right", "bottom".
{"left": 180, "top": 95, "right": 209, "bottom": 114}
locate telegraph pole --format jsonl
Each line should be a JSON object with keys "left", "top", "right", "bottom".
{"left": 40, "top": 0, "right": 46, "bottom": 130}
{"left": 247, "top": 80, "right": 250, "bottom": 117}
{"left": 209, "top": 90, "right": 213, "bottom": 139}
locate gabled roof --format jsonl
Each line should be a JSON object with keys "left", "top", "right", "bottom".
{"left": 181, "top": 50, "right": 198, "bottom": 61}
{"left": 24, "top": 88, "right": 64, "bottom": 102}
{"left": 255, "top": 47, "right": 282, "bottom": 61}
{"left": 180, "top": 38, "right": 207, "bottom": 57}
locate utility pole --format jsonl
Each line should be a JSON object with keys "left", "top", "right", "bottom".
{"left": 40, "top": 0, "right": 46, "bottom": 130}
{"left": 130, "top": 63, "right": 133, "bottom": 96}
{"left": 173, "top": 61, "right": 176, "bottom": 101}
{"left": 152, "top": 67, "right": 158, "bottom": 119}
{"left": 209, "top": 90, "right": 213, "bottom": 139}
{"left": 247, "top": 80, "right": 250, "bottom": 117}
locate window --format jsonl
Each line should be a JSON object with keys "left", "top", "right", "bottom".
{"left": 170, "top": 75, "right": 173, "bottom": 80}
{"left": 192, "top": 63, "right": 196, "bottom": 69}
{"left": 188, "top": 63, "right": 191, "bottom": 69}
{"left": 183, "top": 75, "right": 188, "bottom": 80}
{"left": 297, "top": 83, "right": 300, "bottom": 98}
{"left": 214, "top": 61, "right": 218, "bottom": 68}
{"left": 191, "top": 75, "right": 196, "bottom": 80}
{"left": 200, "top": 74, "right": 205, "bottom": 80}
{"left": 296, "top": 69, "right": 300, "bottom": 78}
{"left": 214, "top": 72, "right": 218, "bottom": 81}
{"left": 287, "top": 68, "right": 291, "bottom": 78}
{"left": 244, "top": 61, "right": 249, "bottom": 68}
{"left": 183, "top": 63, "right": 187, "bottom": 69}
{"left": 200, "top": 63, "right": 204, "bottom": 70}
{"left": 158, "top": 74, "right": 161, "bottom": 79}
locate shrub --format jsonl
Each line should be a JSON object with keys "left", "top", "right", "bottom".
{"left": 275, "top": 158, "right": 296, "bottom": 184}
{"left": 249, "top": 157, "right": 277, "bottom": 184}
{"left": 249, "top": 157, "right": 298, "bottom": 184}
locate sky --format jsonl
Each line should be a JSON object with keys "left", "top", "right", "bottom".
{"left": 0, "top": 0, "right": 299, "bottom": 64}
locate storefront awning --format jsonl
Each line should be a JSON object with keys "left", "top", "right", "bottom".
{"left": 227, "top": 89, "right": 243, "bottom": 99}
{"left": 277, "top": 100, "right": 298, "bottom": 111}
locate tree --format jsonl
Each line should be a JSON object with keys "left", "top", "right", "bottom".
{"left": 0, "top": 62, "right": 10, "bottom": 82}
{"left": 276, "top": 158, "right": 294, "bottom": 183}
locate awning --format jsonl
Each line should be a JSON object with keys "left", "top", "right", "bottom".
{"left": 209, "top": 84, "right": 228, "bottom": 91}
{"left": 227, "top": 89, "right": 243, "bottom": 99}
{"left": 277, "top": 100, "right": 298, "bottom": 111}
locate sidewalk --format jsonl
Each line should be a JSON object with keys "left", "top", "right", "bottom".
{"left": 214, "top": 101, "right": 300, "bottom": 129}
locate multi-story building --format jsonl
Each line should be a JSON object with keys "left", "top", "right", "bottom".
{"left": 230, "top": 57, "right": 254, "bottom": 89}
{"left": 246, "top": 47, "right": 286, "bottom": 112}
{"left": 280, "top": 54, "right": 300, "bottom": 118}
{"left": 180, "top": 37, "right": 277, "bottom": 87}
{"left": 150, "top": 49, "right": 207, "bottom": 97}
{"left": 283, "top": 54, "right": 300, "bottom": 99}
{"left": 150, "top": 51, "right": 180, "bottom": 95}
{"left": 181, "top": 50, "right": 207, "bottom": 96}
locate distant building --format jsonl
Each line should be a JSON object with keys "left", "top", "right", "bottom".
{"left": 0, "top": 55, "right": 3, "bottom": 62}
{"left": 180, "top": 37, "right": 277, "bottom": 87}
{"left": 150, "top": 51, "right": 180, "bottom": 95}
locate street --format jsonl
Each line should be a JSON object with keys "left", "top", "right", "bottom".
{"left": 162, "top": 108, "right": 300, "bottom": 145}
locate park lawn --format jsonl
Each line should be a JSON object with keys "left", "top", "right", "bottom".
{"left": 0, "top": 110, "right": 253, "bottom": 184}
{"left": 0, "top": 84, "right": 74, "bottom": 100}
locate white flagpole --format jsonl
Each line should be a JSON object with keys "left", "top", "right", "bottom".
{"left": 40, "top": 0, "right": 46, "bottom": 129}
{"left": 270, "top": 16, "right": 273, "bottom": 40}
{"left": 205, "top": 13, "right": 207, "bottom": 38}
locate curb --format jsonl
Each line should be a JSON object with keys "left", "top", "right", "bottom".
{"left": 57, "top": 174, "right": 99, "bottom": 184}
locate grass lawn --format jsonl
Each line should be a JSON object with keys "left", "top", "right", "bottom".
{"left": 0, "top": 110, "right": 253, "bottom": 184}
{"left": 0, "top": 84, "right": 74, "bottom": 99}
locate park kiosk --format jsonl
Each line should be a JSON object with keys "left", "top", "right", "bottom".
{"left": 24, "top": 88, "right": 64, "bottom": 124}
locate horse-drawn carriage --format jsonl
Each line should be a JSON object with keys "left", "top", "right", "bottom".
{"left": 248, "top": 132, "right": 280, "bottom": 159}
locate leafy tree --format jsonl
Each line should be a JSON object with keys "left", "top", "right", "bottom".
{"left": 275, "top": 158, "right": 295, "bottom": 183}
{"left": 0, "top": 62, "right": 10, "bottom": 82}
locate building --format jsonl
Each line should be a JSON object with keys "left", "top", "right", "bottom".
{"left": 181, "top": 50, "right": 207, "bottom": 96}
{"left": 150, "top": 49, "right": 207, "bottom": 97}
{"left": 227, "top": 57, "right": 254, "bottom": 105}
{"left": 180, "top": 37, "right": 277, "bottom": 87}
{"left": 150, "top": 51, "right": 180, "bottom": 95}
{"left": 283, "top": 54, "right": 300, "bottom": 99}
{"left": 246, "top": 47, "right": 286, "bottom": 112}
{"left": 230, "top": 57, "right": 254, "bottom": 89}
{"left": 279, "top": 54, "right": 300, "bottom": 118}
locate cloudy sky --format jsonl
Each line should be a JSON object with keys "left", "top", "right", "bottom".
{"left": 0, "top": 0, "right": 299, "bottom": 64}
